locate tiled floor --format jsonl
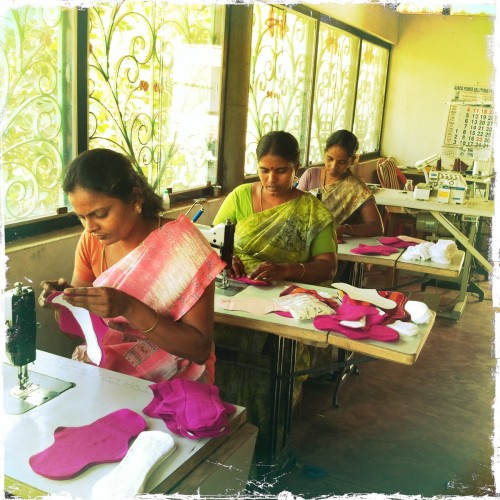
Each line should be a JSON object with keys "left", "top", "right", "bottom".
{"left": 263, "top": 268, "right": 496, "bottom": 498}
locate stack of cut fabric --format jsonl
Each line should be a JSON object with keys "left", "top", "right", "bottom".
{"left": 143, "top": 378, "right": 237, "bottom": 439}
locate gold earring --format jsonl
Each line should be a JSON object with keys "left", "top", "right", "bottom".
{"left": 136, "top": 205, "right": 142, "bottom": 214}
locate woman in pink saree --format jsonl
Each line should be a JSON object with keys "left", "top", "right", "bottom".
{"left": 40, "top": 148, "right": 225, "bottom": 384}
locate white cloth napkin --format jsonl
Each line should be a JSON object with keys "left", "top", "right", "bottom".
{"left": 91, "top": 431, "right": 176, "bottom": 500}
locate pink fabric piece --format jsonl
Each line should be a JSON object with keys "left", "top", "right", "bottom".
{"left": 334, "top": 299, "right": 387, "bottom": 324}
{"left": 344, "top": 291, "right": 411, "bottom": 323}
{"left": 350, "top": 244, "right": 400, "bottom": 256}
{"left": 143, "top": 379, "right": 237, "bottom": 439}
{"left": 29, "top": 409, "right": 147, "bottom": 480}
{"left": 47, "top": 291, "right": 108, "bottom": 366}
{"left": 232, "top": 276, "right": 272, "bottom": 286}
{"left": 313, "top": 315, "right": 399, "bottom": 342}
{"left": 378, "top": 236, "right": 418, "bottom": 248}
{"left": 219, "top": 297, "right": 275, "bottom": 315}
{"left": 312, "top": 295, "right": 399, "bottom": 342}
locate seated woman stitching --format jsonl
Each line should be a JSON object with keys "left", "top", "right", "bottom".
{"left": 212, "top": 130, "right": 337, "bottom": 460}
{"left": 298, "top": 129, "right": 383, "bottom": 240}
{"left": 39, "top": 148, "right": 225, "bottom": 384}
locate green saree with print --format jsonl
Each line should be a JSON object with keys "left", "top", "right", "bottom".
{"left": 235, "top": 192, "right": 333, "bottom": 273}
{"left": 214, "top": 193, "right": 333, "bottom": 466}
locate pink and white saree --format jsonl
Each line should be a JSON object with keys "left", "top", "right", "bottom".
{"left": 73, "top": 214, "right": 225, "bottom": 384}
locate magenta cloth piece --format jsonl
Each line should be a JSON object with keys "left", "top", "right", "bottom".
{"left": 378, "top": 236, "right": 418, "bottom": 248}
{"left": 312, "top": 296, "right": 399, "bottom": 342}
{"left": 334, "top": 299, "right": 387, "bottom": 324}
{"left": 29, "top": 409, "right": 147, "bottom": 480}
{"left": 47, "top": 291, "right": 108, "bottom": 366}
{"left": 143, "top": 379, "right": 237, "bottom": 439}
{"left": 232, "top": 276, "right": 272, "bottom": 286}
{"left": 350, "top": 244, "right": 399, "bottom": 256}
{"left": 313, "top": 315, "right": 399, "bottom": 342}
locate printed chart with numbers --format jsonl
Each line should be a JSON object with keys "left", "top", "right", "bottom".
{"left": 444, "top": 103, "right": 493, "bottom": 148}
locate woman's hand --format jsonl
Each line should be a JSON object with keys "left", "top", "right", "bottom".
{"left": 39, "top": 278, "right": 72, "bottom": 308}
{"left": 62, "top": 286, "right": 132, "bottom": 319}
{"left": 247, "top": 261, "right": 288, "bottom": 282}
{"left": 229, "top": 255, "right": 245, "bottom": 278}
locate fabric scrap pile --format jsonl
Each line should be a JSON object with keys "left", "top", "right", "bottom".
{"left": 143, "top": 378, "right": 237, "bottom": 439}
{"left": 219, "top": 284, "right": 340, "bottom": 320}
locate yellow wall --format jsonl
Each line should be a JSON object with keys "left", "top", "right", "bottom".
{"left": 382, "top": 14, "right": 494, "bottom": 166}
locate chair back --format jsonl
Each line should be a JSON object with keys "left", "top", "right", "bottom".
{"left": 377, "top": 158, "right": 407, "bottom": 190}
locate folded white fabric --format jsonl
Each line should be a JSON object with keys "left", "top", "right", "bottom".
{"left": 401, "top": 242, "right": 432, "bottom": 261}
{"left": 428, "top": 239, "right": 457, "bottom": 265}
{"left": 273, "top": 293, "right": 335, "bottom": 320}
{"left": 386, "top": 320, "right": 420, "bottom": 336}
{"left": 91, "top": 431, "right": 176, "bottom": 500}
{"left": 404, "top": 300, "right": 432, "bottom": 324}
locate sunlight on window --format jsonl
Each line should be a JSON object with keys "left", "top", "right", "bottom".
{"left": 88, "top": 2, "right": 224, "bottom": 194}
{"left": 1, "top": 6, "right": 75, "bottom": 224}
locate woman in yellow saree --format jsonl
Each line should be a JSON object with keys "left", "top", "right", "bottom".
{"left": 213, "top": 131, "right": 337, "bottom": 465}
{"left": 298, "top": 129, "right": 383, "bottom": 240}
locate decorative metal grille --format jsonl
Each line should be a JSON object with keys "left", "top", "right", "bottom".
{"left": 245, "top": 4, "right": 315, "bottom": 175}
{"left": 88, "top": 2, "right": 224, "bottom": 194}
{"left": 353, "top": 41, "right": 389, "bottom": 154}
{"left": 309, "top": 23, "right": 360, "bottom": 165}
{"left": 1, "top": 7, "right": 72, "bottom": 224}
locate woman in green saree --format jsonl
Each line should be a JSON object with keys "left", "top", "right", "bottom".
{"left": 212, "top": 131, "right": 337, "bottom": 466}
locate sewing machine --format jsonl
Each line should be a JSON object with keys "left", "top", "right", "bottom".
{"left": 4, "top": 282, "right": 74, "bottom": 414}
{"left": 196, "top": 219, "right": 238, "bottom": 293}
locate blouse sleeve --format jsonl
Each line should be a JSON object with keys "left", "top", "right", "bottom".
{"left": 310, "top": 223, "right": 337, "bottom": 256}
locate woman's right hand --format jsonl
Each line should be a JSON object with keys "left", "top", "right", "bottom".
{"left": 38, "top": 278, "right": 72, "bottom": 308}
{"left": 229, "top": 255, "right": 245, "bottom": 278}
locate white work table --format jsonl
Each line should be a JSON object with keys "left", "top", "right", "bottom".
{"left": 214, "top": 281, "right": 435, "bottom": 467}
{"left": 373, "top": 188, "right": 493, "bottom": 274}
{"left": 4, "top": 351, "right": 256, "bottom": 498}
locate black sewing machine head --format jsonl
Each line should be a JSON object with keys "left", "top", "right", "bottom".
{"left": 5, "top": 282, "right": 37, "bottom": 368}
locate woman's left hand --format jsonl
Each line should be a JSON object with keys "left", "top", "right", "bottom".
{"left": 62, "top": 286, "right": 131, "bottom": 319}
{"left": 247, "top": 261, "right": 288, "bottom": 282}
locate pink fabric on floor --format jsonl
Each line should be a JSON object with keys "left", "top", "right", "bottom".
{"left": 143, "top": 379, "right": 237, "bottom": 439}
{"left": 350, "top": 244, "right": 400, "bottom": 256}
{"left": 378, "top": 236, "right": 418, "bottom": 248}
{"left": 29, "top": 409, "right": 147, "bottom": 480}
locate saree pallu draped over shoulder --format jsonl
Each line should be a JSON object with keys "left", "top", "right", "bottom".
{"left": 319, "top": 173, "right": 373, "bottom": 225}
{"left": 80, "top": 214, "right": 225, "bottom": 384}
{"left": 235, "top": 193, "right": 333, "bottom": 273}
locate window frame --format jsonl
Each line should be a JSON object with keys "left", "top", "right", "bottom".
{"left": 5, "top": 5, "right": 229, "bottom": 242}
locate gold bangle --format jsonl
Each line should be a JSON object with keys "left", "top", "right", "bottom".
{"left": 297, "top": 263, "right": 306, "bottom": 279}
{"left": 141, "top": 311, "right": 160, "bottom": 333}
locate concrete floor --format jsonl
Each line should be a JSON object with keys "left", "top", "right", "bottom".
{"left": 265, "top": 268, "right": 496, "bottom": 498}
